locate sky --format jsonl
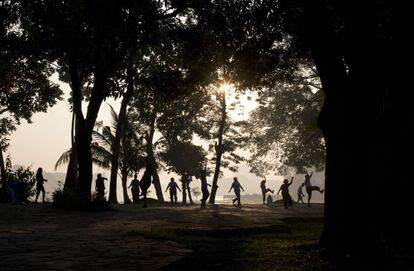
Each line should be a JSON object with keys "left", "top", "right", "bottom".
{"left": 7, "top": 74, "right": 325, "bottom": 203}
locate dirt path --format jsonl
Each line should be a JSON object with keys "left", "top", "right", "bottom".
{"left": 0, "top": 203, "right": 323, "bottom": 270}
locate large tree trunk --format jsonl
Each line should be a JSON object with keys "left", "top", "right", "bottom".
{"left": 75, "top": 74, "right": 106, "bottom": 203}
{"left": 64, "top": 111, "right": 78, "bottom": 192}
{"left": 209, "top": 91, "right": 226, "bottom": 204}
{"left": 146, "top": 111, "right": 164, "bottom": 202}
{"left": 302, "top": 0, "right": 386, "bottom": 258}
{"left": 108, "top": 67, "right": 134, "bottom": 204}
{"left": 0, "top": 150, "right": 7, "bottom": 200}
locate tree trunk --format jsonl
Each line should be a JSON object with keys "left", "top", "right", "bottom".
{"left": 75, "top": 74, "right": 106, "bottom": 203}
{"left": 64, "top": 111, "right": 78, "bottom": 192}
{"left": 147, "top": 111, "right": 164, "bottom": 202}
{"left": 0, "top": 150, "right": 7, "bottom": 200}
{"left": 209, "top": 91, "right": 226, "bottom": 204}
{"left": 187, "top": 179, "right": 194, "bottom": 204}
{"left": 109, "top": 67, "right": 134, "bottom": 204}
{"left": 302, "top": 0, "right": 384, "bottom": 258}
{"left": 181, "top": 177, "right": 187, "bottom": 204}
{"left": 121, "top": 170, "right": 131, "bottom": 204}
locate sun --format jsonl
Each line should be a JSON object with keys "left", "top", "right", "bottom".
{"left": 219, "top": 82, "right": 233, "bottom": 93}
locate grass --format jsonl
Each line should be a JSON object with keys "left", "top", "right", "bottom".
{"left": 129, "top": 217, "right": 332, "bottom": 271}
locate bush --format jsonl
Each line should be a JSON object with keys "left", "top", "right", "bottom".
{"left": 52, "top": 182, "right": 110, "bottom": 211}
{"left": 4, "top": 158, "right": 35, "bottom": 203}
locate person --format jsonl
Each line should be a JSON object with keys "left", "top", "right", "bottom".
{"left": 266, "top": 194, "right": 273, "bottom": 205}
{"left": 260, "top": 179, "right": 274, "bottom": 204}
{"left": 304, "top": 172, "right": 324, "bottom": 207}
{"left": 140, "top": 163, "right": 152, "bottom": 208}
{"left": 128, "top": 173, "right": 140, "bottom": 203}
{"left": 277, "top": 177, "right": 294, "bottom": 209}
{"left": 165, "top": 177, "right": 181, "bottom": 203}
{"left": 229, "top": 177, "right": 244, "bottom": 206}
{"left": 35, "top": 168, "right": 47, "bottom": 203}
{"left": 297, "top": 183, "right": 306, "bottom": 204}
{"left": 95, "top": 173, "right": 107, "bottom": 200}
{"left": 198, "top": 169, "right": 211, "bottom": 207}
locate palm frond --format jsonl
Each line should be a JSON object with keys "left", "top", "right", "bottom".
{"left": 55, "top": 149, "right": 72, "bottom": 170}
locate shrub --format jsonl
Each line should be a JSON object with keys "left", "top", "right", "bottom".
{"left": 52, "top": 182, "right": 110, "bottom": 211}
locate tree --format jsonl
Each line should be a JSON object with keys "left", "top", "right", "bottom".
{"left": 19, "top": 0, "right": 192, "bottom": 203}
{"left": 56, "top": 105, "right": 146, "bottom": 204}
{"left": 241, "top": 63, "right": 325, "bottom": 177}
{"left": 0, "top": 0, "right": 62, "bottom": 199}
{"left": 160, "top": 142, "right": 206, "bottom": 203}
{"left": 278, "top": 0, "right": 404, "bottom": 262}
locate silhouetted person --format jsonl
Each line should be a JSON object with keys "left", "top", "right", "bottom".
{"left": 297, "top": 183, "right": 305, "bottom": 203}
{"left": 266, "top": 194, "right": 273, "bottom": 205}
{"left": 140, "top": 162, "right": 152, "bottom": 208}
{"left": 260, "top": 179, "right": 274, "bottom": 204}
{"left": 229, "top": 177, "right": 244, "bottom": 206}
{"left": 128, "top": 173, "right": 140, "bottom": 203}
{"left": 165, "top": 177, "right": 181, "bottom": 203}
{"left": 304, "top": 172, "right": 324, "bottom": 207}
{"left": 277, "top": 177, "right": 293, "bottom": 209}
{"left": 198, "top": 169, "right": 211, "bottom": 207}
{"left": 35, "top": 168, "right": 47, "bottom": 203}
{"left": 95, "top": 173, "right": 107, "bottom": 200}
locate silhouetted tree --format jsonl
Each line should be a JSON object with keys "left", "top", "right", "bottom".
{"left": 160, "top": 142, "right": 206, "bottom": 203}
{"left": 19, "top": 0, "right": 192, "bottom": 203}
{"left": 0, "top": 0, "right": 62, "bottom": 199}
{"left": 242, "top": 63, "right": 325, "bottom": 177}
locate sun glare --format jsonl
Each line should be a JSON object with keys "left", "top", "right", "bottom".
{"left": 219, "top": 83, "right": 233, "bottom": 93}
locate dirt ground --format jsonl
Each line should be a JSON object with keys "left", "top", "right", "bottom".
{"left": 0, "top": 203, "right": 323, "bottom": 271}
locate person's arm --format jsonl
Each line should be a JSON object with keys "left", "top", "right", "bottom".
{"left": 165, "top": 183, "right": 170, "bottom": 192}
{"left": 289, "top": 177, "right": 294, "bottom": 186}
{"left": 177, "top": 184, "right": 182, "bottom": 192}
{"left": 309, "top": 172, "right": 313, "bottom": 178}
{"left": 207, "top": 184, "right": 211, "bottom": 187}
{"left": 277, "top": 186, "right": 282, "bottom": 195}
{"left": 128, "top": 181, "right": 132, "bottom": 188}
{"left": 228, "top": 184, "right": 233, "bottom": 193}
{"left": 240, "top": 185, "right": 245, "bottom": 192}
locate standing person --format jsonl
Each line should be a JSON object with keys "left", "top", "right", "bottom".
{"left": 35, "top": 168, "right": 47, "bottom": 203}
{"left": 95, "top": 173, "right": 107, "bottom": 200}
{"left": 297, "top": 183, "right": 306, "bottom": 203}
{"left": 165, "top": 178, "right": 181, "bottom": 203}
{"left": 198, "top": 169, "right": 211, "bottom": 207}
{"left": 260, "top": 179, "right": 274, "bottom": 204}
{"left": 304, "top": 172, "right": 324, "bottom": 207}
{"left": 229, "top": 177, "right": 244, "bottom": 206}
{"left": 128, "top": 173, "right": 140, "bottom": 204}
{"left": 277, "top": 177, "right": 294, "bottom": 209}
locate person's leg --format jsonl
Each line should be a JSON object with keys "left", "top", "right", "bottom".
{"left": 282, "top": 195, "right": 288, "bottom": 208}
{"left": 311, "top": 186, "right": 324, "bottom": 193}
{"left": 170, "top": 191, "right": 173, "bottom": 203}
{"left": 306, "top": 188, "right": 312, "bottom": 206}
{"left": 173, "top": 192, "right": 177, "bottom": 203}
{"left": 288, "top": 194, "right": 293, "bottom": 206}
{"left": 35, "top": 188, "right": 40, "bottom": 203}
{"left": 262, "top": 192, "right": 266, "bottom": 204}
{"left": 41, "top": 186, "right": 46, "bottom": 203}
{"left": 236, "top": 192, "right": 241, "bottom": 205}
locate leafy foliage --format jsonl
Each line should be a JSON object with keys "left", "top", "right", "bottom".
{"left": 3, "top": 156, "right": 36, "bottom": 202}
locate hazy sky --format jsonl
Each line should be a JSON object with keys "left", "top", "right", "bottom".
{"left": 7, "top": 75, "right": 324, "bottom": 202}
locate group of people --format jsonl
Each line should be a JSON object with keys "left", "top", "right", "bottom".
{"left": 32, "top": 166, "right": 323, "bottom": 209}
{"left": 260, "top": 172, "right": 324, "bottom": 208}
